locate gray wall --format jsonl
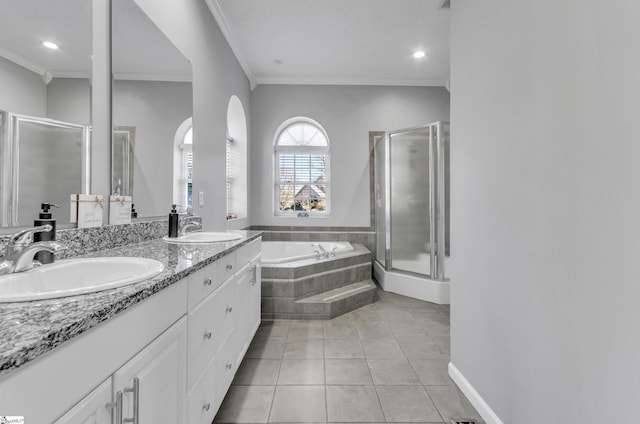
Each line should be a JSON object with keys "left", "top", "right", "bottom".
{"left": 47, "top": 78, "right": 91, "bottom": 125}
{"left": 250, "top": 85, "right": 450, "bottom": 227}
{"left": 0, "top": 57, "right": 46, "bottom": 117}
{"left": 113, "top": 80, "right": 192, "bottom": 217}
{"left": 135, "top": 0, "right": 251, "bottom": 231}
{"left": 450, "top": 1, "right": 640, "bottom": 423}
{"left": 0, "top": 62, "right": 90, "bottom": 124}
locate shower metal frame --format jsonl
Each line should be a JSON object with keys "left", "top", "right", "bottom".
{"left": 378, "top": 121, "right": 449, "bottom": 281}
{"left": 0, "top": 111, "right": 91, "bottom": 226}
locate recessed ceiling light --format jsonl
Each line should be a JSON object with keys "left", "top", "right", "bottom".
{"left": 43, "top": 41, "right": 59, "bottom": 50}
{"left": 413, "top": 51, "right": 426, "bottom": 59}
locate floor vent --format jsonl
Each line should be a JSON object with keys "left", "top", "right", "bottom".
{"left": 450, "top": 420, "right": 477, "bottom": 424}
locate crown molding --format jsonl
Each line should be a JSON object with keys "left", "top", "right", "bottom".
{"left": 204, "top": 0, "right": 257, "bottom": 90}
{"left": 254, "top": 77, "right": 449, "bottom": 87}
{"left": 112, "top": 72, "right": 192, "bottom": 82}
{"left": 50, "top": 71, "right": 92, "bottom": 80}
{"left": 0, "top": 48, "right": 46, "bottom": 79}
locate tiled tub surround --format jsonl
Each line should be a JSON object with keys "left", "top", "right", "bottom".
{"left": 0, "top": 227, "right": 260, "bottom": 376}
{"left": 261, "top": 243, "right": 376, "bottom": 320}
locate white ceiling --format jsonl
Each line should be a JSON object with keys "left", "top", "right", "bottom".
{"left": 206, "top": 0, "right": 450, "bottom": 88}
{"left": 0, "top": 0, "right": 448, "bottom": 87}
{"left": 0, "top": 0, "right": 191, "bottom": 83}
{"left": 0, "top": 0, "right": 92, "bottom": 79}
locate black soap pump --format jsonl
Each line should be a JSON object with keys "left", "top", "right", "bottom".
{"left": 168, "top": 204, "right": 179, "bottom": 238}
{"left": 34, "top": 203, "right": 59, "bottom": 264}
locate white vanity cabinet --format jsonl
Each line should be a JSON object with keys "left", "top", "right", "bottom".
{"left": 54, "top": 317, "right": 187, "bottom": 424}
{"left": 111, "top": 317, "right": 187, "bottom": 423}
{"left": 54, "top": 379, "right": 113, "bottom": 424}
{"left": 0, "top": 236, "right": 261, "bottom": 424}
{"left": 186, "top": 239, "right": 262, "bottom": 424}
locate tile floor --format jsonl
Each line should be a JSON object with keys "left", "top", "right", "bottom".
{"left": 214, "top": 289, "right": 483, "bottom": 424}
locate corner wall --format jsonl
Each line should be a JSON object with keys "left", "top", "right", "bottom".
{"left": 134, "top": 0, "right": 251, "bottom": 230}
{"left": 450, "top": 1, "right": 640, "bottom": 423}
{"left": 0, "top": 57, "right": 46, "bottom": 116}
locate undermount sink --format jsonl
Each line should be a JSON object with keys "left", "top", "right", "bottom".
{"left": 0, "top": 257, "right": 164, "bottom": 303}
{"left": 163, "top": 231, "right": 242, "bottom": 244}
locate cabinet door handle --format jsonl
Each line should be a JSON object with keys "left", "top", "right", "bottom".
{"left": 203, "top": 402, "right": 211, "bottom": 412}
{"left": 123, "top": 377, "right": 139, "bottom": 424}
{"left": 226, "top": 362, "right": 233, "bottom": 370}
{"left": 251, "top": 264, "right": 259, "bottom": 285}
{"left": 204, "top": 330, "right": 212, "bottom": 339}
{"left": 226, "top": 263, "right": 233, "bottom": 271}
{"left": 106, "top": 391, "right": 123, "bottom": 424}
{"left": 204, "top": 278, "right": 212, "bottom": 286}
{"left": 226, "top": 305, "right": 233, "bottom": 313}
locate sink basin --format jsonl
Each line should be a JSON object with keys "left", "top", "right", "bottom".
{"left": 0, "top": 257, "right": 164, "bottom": 303}
{"left": 163, "top": 231, "right": 242, "bottom": 244}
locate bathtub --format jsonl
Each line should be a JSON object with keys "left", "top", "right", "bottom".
{"left": 261, "top": 241, "right": 355, "bottom": 264}
{"left": 260, "top": 241, "right": 374, "bottom": 319}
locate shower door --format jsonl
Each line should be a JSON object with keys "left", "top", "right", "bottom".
{"left": 0, "top": 111, "right": 90, "bottom": 226}
{"left": 375, "top": 121, "right": 449, "bottom": 281}
{"left": 389, "top": 128, "right": 433, "bottom": 276}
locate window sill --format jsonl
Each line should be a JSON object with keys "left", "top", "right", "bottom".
{"left": 274, "top": 214, "right": 330, "bottom": 219}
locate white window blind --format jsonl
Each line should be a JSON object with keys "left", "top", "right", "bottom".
{"left": 274, "top": 119, "right": 330, "bottom": 215}
{"left": 182, "top": 127, "right": 193, "bottom": 211}
{"left": 226, "top": 134, "right": 238, "bottom": 219}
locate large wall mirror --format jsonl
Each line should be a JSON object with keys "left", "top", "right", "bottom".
{"left": 112, "top": 0, "right": 193, "bottom": 219}
{"left": 0, "top": 0, "right": 92, "bottom": 227}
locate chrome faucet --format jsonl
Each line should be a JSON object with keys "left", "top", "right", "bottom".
{"left": 179, "top": 221, "right": 202, "bottom": 236}
{"left": 311, "top": 243, "right": 329, "bottom": 259}
{"left": 10, "top": 241, "right": 67, "bottom": 273}
{"left": 0, "top": 225, "right": 67, "bottom": 275}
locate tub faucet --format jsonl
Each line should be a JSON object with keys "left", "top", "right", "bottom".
{"left": 0, "top": 225, "right": 67, "bottom": 275}
{"left": 179, "top": 221, "right": 201, "bottom": 236}
{"left": 311, "top": 243, "right": 329, "bottom": 258}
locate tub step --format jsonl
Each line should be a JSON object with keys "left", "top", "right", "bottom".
{"left": 294, "top": 280, "right": 378, "bottom": 319}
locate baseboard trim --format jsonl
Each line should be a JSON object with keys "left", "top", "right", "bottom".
{"left": 448, "top": 362, "right": 505, "bottom": 424}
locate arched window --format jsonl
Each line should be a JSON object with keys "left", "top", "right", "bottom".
{"left": 173, "top": 117, "right": 193, "bottom": 212}
{"left": 274, "top": 117, "right": 330, "bottom": 216}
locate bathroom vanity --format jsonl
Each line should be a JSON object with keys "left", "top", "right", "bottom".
{"left": 0, "top": 231, "right": 261, "bottom": 423}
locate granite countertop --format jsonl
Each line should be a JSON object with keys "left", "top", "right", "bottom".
{"left": 0, "top": 230, "right": 262, "bottom": 378}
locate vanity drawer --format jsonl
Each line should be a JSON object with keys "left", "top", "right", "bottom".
{"left": 187, "top": 277, "right": 237, "bottom": 389}
{"left": 187, "top": 358, "right": 218, "bottom": 424}
{"left": 236, "top": 238, "right": 261, "bottom": 267}
{"left": 213, "top": 331, "right": 240, "bottom": 407}
{"left": 187, "top": 263, "right": 220, "bottom": 310}
{"left": 235, "top": 243, "right": 250, "bottom": 268}
{"left": 216, "top": 250, "right": 238, "bottom": 282}
{"left": 247, "top": 237, "right": 262, "bottom": 261}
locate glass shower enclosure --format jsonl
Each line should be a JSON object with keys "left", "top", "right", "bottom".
{"left": 375, "top": 121, "right": 449, "bottom": 281}
{"left": 0, "top": 111, "right": 91, "bottom": 226}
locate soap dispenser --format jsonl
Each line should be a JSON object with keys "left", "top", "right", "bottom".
{"left": 168, "top": 204, "right": 179, "bottom": 238}
{"left": 34, "top": 203, "right": 59, "bottom": 264}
